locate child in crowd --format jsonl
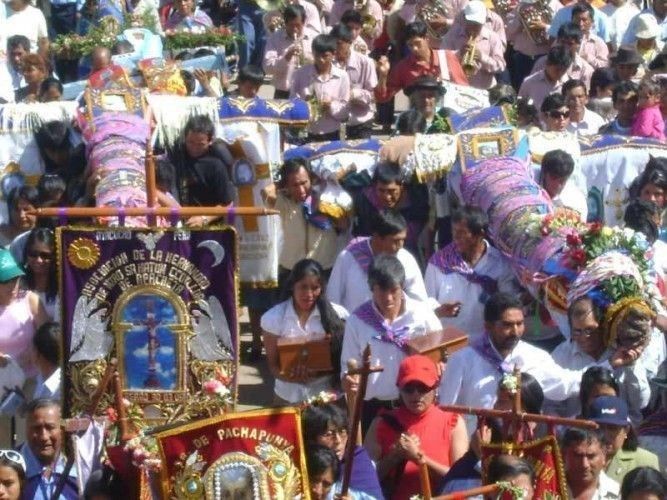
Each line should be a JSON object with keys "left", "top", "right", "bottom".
{"left": 631, "top": 77, "right": 665, "bottom": 141}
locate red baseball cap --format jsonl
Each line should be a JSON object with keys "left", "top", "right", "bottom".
{"left": 396, "top": 355, "right": 439, "bottom": 388}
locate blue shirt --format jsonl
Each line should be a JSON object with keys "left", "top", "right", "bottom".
{"left": 548, "top": 5, "right": 611, "bottom": 42}
{"left": 19, "top": 443, "right": 78, "bottom": 500}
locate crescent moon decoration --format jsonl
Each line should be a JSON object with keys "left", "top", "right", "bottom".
{"left": 197, "top": 240, "right": 225, "bottom": 267}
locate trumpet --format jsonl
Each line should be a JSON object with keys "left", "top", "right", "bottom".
{"left": 292, "top": 32, "right": 306, "bottom": 68}
{"left": 461, "top": 35, "right": 477, "bottom": 77}
{"left": 518, "top": 0, "right": 552, "bottom": 45}
{"left": 417, "top": 0, "right": 449, "bottom": 39}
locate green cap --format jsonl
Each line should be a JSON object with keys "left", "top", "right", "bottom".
{"left": 0, "top": 249, "right": 24, "bottom": 283}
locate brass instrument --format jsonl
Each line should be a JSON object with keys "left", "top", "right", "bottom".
{"left": 461, "top": 35, "right": 477, "bottom": 77}
{"left": 354, "top": 0, "right": 377, "bottom": 39}
{"left": 259, "top": 0, "right": 286, "bottom": 33}
{"left": 518, "top": 0, "right": 552, "bottom": 45}
{"left": 491, "top": 0, "right": 513, "bottom": 20}
{"left": 416, "top": 0, "right": 449, "bottom": 39}
{"left": 293, "top": 32, "right": 306, "bottom": 68}
{"left": 353, "top": 40, "right": 368, "bottom": 54}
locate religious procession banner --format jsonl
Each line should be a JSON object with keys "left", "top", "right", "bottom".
{"left": 155, "top": 407, "right": 308, "bottom": 500}
{"left": 57, "top": 226, "right": 239, "bottom": 423}
{"left": 481, "top": 435, "right": 567, "bottom": 499}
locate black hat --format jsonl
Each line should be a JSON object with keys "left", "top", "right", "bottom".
{"left": 404, "top": 76, "right": 446, "bottom": 97}
{"left": 611, "top": 47, "right": 643, "bottom": 66}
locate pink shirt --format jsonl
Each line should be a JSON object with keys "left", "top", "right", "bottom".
{"left": 518, "top": 69, "right": 568, "bottom": 108}
{"left": 531, "top": 53, "right": 594, "bottom": 87}
{"left": 263, "top": 28, "right": 317, "bottom": 92}
{"left": 336, "top": 50, "right": 378, "bottom": 125}
{"left": 632, "top": 104, "right": 666, "bottom": 141}
{"left": 291, "top": 64, "right": 351, "bottom": 134}
{"left": 0, "top": 292, "right": 35, "bottom": 377}
{"left": 579, "top": 32, "right": 609, "bottom": 69}
{"left": 442, "top": 25, "right": 506, "bottom": 89}
{"left": 507, "top": 0, "right": 562, "bottom": 57}
{"left": 329, "top": 0, "right": 384, "bottom": 42}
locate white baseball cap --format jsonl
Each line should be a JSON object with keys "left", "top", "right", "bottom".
{"left": 635, "top": 13, "right": 659, "bottom": 39}
{"left": 463, "top": 0, "right": 487, "bottom": 24}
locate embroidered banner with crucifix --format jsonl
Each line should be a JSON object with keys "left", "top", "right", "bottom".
{"left": 57, "top": 226, "right": 239, "bottom": 424}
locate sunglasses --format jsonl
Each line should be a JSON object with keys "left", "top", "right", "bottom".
{"left": 548, "top": 110, "right": 569, "bottom": 119}
{"left": 400, "top": 384, "right": 433, "bottom": 395}
{"left": 27, "top": 251, "right": 53, "bottom": 260}
{"left": 0, "top": 450, "right": 26, "bottom": 472}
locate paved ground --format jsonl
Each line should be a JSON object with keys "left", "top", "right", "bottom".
{"left": 235, "top": 84, "right": 409, "bottom": 410}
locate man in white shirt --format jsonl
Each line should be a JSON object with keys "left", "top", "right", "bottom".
{"left": 537, "top": 149, "right": 588, "bottom": 221}
{"left": 425, "top": 206, "right": 517, "bottom": 336}
{"left": 563, "top": 78, "right": 607, "bottom": 137}
{"left": 340, "top": 254, "right": 442, "bottom": 432}
{"left": 601, "top": 0, "right": 640, "bottom": 50}
{"left": 5, "top": 35, "right": 29, "bottom": 90}
{"left": 5, "top": 0, "right": 48, "bottom": 54}
{"left": 439, "top": 292, "right": 637, "bottom": 409}
{"left": 548, "top": 296, "right": 653, "bottom": 423}
{"left": 562, "top": 428, "right": 620, "bottom": 499}
{"left": 327, "top": 210, "right": 428, "bottom": 313}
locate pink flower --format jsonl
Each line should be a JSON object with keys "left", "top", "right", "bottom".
{"left": 203, "top": 379, "right": 224, "bottom": 395}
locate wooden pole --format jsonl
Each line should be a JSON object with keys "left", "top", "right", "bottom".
{"left": 510, "top": 367, "right": 522, "bottom": 440}
{"left": 87, "top": 358, "right": 117, "bottom": 415}
{"left": 439, "top": 405, "right": 598, "bottom": 430}
{"left": 144, "top": 144, "right": 157, "bottom": 209}
{"left": 419, "top": 461, "right": 432, "bottom": 500}
{"left": 32, "top": 206, "right": 279, "bottom": 218}
{"left": 113, "top": 370, "right": 134, "bottom": 443}
{"left": 434, "top": 483, "right": 500, "bottom": 499}
{"left": 340, "top": 345, "right": 383, "bottom": 497}
{"left": 346, "top": 359, "right": 362, "bottom": 446}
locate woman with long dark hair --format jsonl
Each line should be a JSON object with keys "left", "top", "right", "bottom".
{"left": 0, "top": 452, "right": 26, "bottom": 500}
{"left": 21, "top": 228, "right": 58, "bottom": 320}
{"left": 261, "top": 258, "right": 347, "bottom": 404}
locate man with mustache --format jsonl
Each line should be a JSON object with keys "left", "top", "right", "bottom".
{"left": 438, "top": 292, "right": 640, "bottom": 409}
{"left": 19, "top": 399, "right": 78, "bottom": 499}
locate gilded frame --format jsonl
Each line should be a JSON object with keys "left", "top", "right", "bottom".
{"left": 112, "top": 284, "right": 190, "bottom": 405}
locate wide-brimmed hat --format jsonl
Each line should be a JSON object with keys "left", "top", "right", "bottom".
{"left": 0, "top": 249, "right": 24, "bottom": 283}
{"left": 635, "top": 13, "right": 659, "bottom": 39}
{"left": 404, "top": 75, "right": 446, "bottom": 97}
{"left": 612, "top": 47, "right": 643, "bottom": 66}
{"left": 463, "top": 0, "right": 487, "bottom": 24}
{"left": 396, "top": 355, "right": 439, "bottom": 388}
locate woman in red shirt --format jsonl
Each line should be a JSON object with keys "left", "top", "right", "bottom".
{"left": 364, "top": 355, "right": 469, "bottom": 500}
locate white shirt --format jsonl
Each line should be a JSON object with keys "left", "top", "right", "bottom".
{"left": 601, "top": 1, "right": 640, "bottom": 49}
{"left": 341, "top": 295, "right": 442, "bottom": 401}
{"left": 438, "top": 339, "right": 612, "bottom": 409}
{"left": 424, "top": 241, "right": 517, "bottom": 335}
{"left": 0, "top": 62, "right": 13, "bottom": 103}
{"left": 5, "top": 6, "right": 48, "bottom": 53}
{"left": 552, "top": 181, "right": 589, "bottom": 221}
{"left": 651, "top": 239, "right": 667, "bottom": 280}
{"left": 548, "top": 339, "right": 653, "bottom": 424}
{"left": 567, "top": 108, "right": 607, "bottom": 136}
{"left": 326, "top": 240, "right": 428, "bottom": 313}
{"left": 33, "top": 368, "right": 61, "bottom": 400}
{"left": 261, "top": 299, "right": 348, "bottom": 403}
{"left": 567, "top": 470, "right": 619, "bottom": 500}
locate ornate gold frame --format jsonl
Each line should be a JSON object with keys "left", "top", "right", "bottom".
{"left": 457, "top": 128, "right": 518, "bottom": 172}
{"left": 203, "top": 452, "right": 272, "bottom": 500}
{"left": 112, "top": 284, "right": 190, "bottom": 405}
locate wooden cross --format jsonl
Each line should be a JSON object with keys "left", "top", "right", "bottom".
{"left": 340, "top": 344, "right": 383, "bottom": 497}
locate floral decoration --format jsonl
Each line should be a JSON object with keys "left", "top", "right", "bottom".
{"left": 500, "top": 373, "right": 519, "bottom": 394}
{"left": 163, "top": 26, "right": 238, "bottom": 51}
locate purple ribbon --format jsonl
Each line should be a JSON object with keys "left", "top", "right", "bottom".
{"left": 430, "top": 243, "right": 498, "bottom": 302}
{"left": 58, "top": 208, "right": 67, "bottom": 227}
{"left": 169, "top": 208, "right": 180, "bottom": 227}
{"left": 470, "top": 332, "right": 514, "bottom": 374}
{"left": 355, "top": 301, "right": 411, "bottom": 349}
{"left": 226, "top": 203, "right": 236, "bottom": 226}
{"left": 347, "top": 237, "right": 374, "bottom": 274}
{"left": 117, "top": 207, "right": 126, "bottom": 227}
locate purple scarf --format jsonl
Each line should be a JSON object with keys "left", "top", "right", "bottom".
{"left": 430, "top": 243, "right": 498, "bottom": 302}
{"left": 302, "top": 195, "right": 333, "bottom": 231}
{"left": 470, "top": 332, "right": 514, "bottom": 374}
{"left": 347, "top": 237, "right": 374, "bottom": 273}
{"left": 355, "top": 301, "right": 411, "bottom": 349}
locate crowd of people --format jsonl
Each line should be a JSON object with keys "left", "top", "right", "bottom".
{"left": 2, "top": 0, "right": 667, "bottom": 497}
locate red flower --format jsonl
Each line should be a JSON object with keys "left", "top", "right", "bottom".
{"left": 566, "top": 233, "right": 582, "bottom": 246}
{"left": 589, "top": 222, "right": 603, "bottom": 234}
{"left": 570, "top": 248, "right": 587, "bottom": 265}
